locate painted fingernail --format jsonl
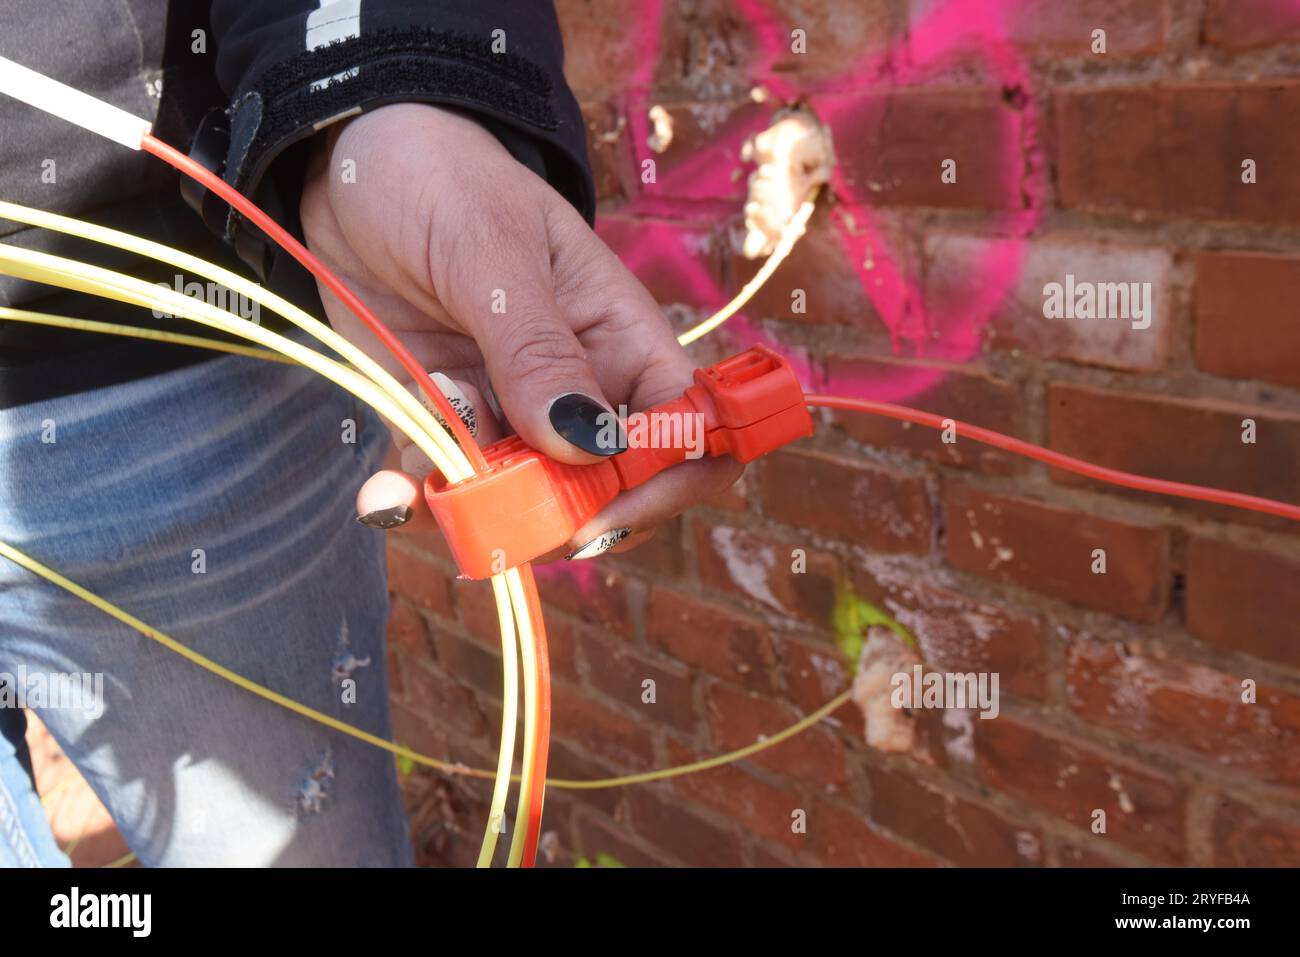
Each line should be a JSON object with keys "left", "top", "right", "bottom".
{"left": 356, "top": 505, "right": 413, "bottom": 529}
{"left": 548, "top": 393, "right": 624, "bottom": 456}
{"left": 422, "top": 372, "right": 478, "bottom": 437}
{"left": 566, "top": 527, "right": 632, "bottom": 560}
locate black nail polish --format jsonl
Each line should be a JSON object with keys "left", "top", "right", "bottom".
{"left": 547, "top": 393, "right": 625, "bottom": 456}
{"left": 356, "top": 505, "right": 412, "bottom": 529}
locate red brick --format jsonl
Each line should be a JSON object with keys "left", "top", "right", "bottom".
{"left": 1065, "top": 633, "right": 1300, "bottom": 788}
{"left": 778, "top": 635, "right": 865, "bottom": 740}
{"left": 760, "top": 448, "right": 932, "bottom": 554}
{"left": 579, "top": 631, "right": 698, "bottom": 734}
{"left": 1204, "top": 0, "right": 1300, "bottom": 49}
{"left": 386, "top": 597, "right": 432, "bottom": 657}
{"left": 386, "top": 541, "right": 455, "bottom": 617}
{"left": 626, "top": 98, "right": 775, "bottom": 204}
{"left": 706, "top": 680, "right": 848, "bottom": 787}
{"left": 1212, "top": 797, "right": 1300, "bottom": 866}
{"left": 646, "top": 586, "right": 780, "bottom": 693}
{"left": 997, "top": 0, "right": 1167, "bottom": 54}
{"left": 811, "top": 87, "right": 1026, "bottom": 211}
{"left": 695, "top": 523, "right": 840, "bottom": 622}
{"left": 534, "top": 614, "right": 581, "bottom": 683}
{"left": 649, "top": 0, "right": 762, "bottom": 95}
{"left": 851, "top": 567, "right": 1048, "bottom": 699}
{"left": 867, "top": 765, "right": 1044, "bottom": 866}
{"left": 551, "top": 684, "right": 657, "bottom": 768}
{"left": 572, "top": 808, "right": 675, "bottom": 868}
{"left": 926, "top": 233, "right": 1173, "bottom": 372}
{"left": 386, "top": 645, "right": 404, "bottom": 698}
{"left": 1186, "top": 537, "right": 1300, "bottom": 669}
{"left": 1055, "top": 82, "right": 1300, "bottom": 224}
{"left": 807, "top": 799, "right": 935, "bottom": 867}
{"left": 1195, "top": 251, "right": 1300, "bottom": 391}
{"left": 582, "top": 100, "right": 635, "bottom": 204}
{"left": 556, "top": 0, "right": 650, "bottom": 99}
{"left": 726, "top": 205, "right": 874, "bottom": 328}
{"left": 1058, "top": 841, "right": 1137, "bottom": 867}
{"left": 943, "top": 484, "right": 1171, "bottom": 621}
{"left": 432, "top": 630, "right": 502, "bottom": 699}
{"left": 1047, "top": 382, "right": 1300, "bottom": 530}
{"left": 455, "top": 580, "right": 579, "bottom": 679}
{"left": 401, "top": 658, "right": 486, "bottom": 739}
{"left": 609, "top": 515, "right": 685, "bottom": 577}
{"left": 389, "top": 701, "right": 451, "bottom": 767}
{"left": 456, "top": 580, "right": 503, "bottom": 649}
{"left": 666, "top": 738, "right": 807, "bottom": 849}
{"left": 975, "top": 717, "right": 1186, "bottom": 863}
{"left": 534, "top": 561, "right": 633, "bottom": 637}
{"left": 706, "top": 466, "right": 755, "bottom": 512}
{"left": 626, "top": 788, "right": 747, "bottom": 867}
{"left": 596, "top": 215, "right": 727, "bottom": 312}
{"left": 749, "top": 842, "right": 798, "bottom": 867}
{"left": 546, "top": 740, "right": 624, "bottom": 817}
{"left": 761, "top": 0, "right": 898, "bottom": 83}
{"left": 826, "top": 354, "right": 1027, "bottom": 474}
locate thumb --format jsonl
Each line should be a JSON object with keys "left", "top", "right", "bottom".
{"left": 463, "top": 274, "right": 624, "bottom": 466}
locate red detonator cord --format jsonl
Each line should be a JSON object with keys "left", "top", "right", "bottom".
{"left": 137, "top": 134, "right": 1300, "bottom": 873}
{"left": 142, "top": 132, "right": 549, "bottom": 866}
{"left": 140, "top": 134, "right": 488, "bottom": 472}
{"left": 805, "top": 394, "right": 1300, "bottom": 523}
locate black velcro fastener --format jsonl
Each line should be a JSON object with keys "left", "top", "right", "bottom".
{"left": 228, "top": 26, "right": 559, "bottom": 195}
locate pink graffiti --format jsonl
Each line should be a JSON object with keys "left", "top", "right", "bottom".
{"left": 606, "top": 0, "right": 1048, "bottom": 405}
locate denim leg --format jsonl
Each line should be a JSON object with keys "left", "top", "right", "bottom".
{"left": 0, "top": 345, "right": 413, "bottom": 866}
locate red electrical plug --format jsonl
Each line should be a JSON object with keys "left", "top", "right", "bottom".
{"left": 424, "top": 345, "right": 814, "bottom": 579}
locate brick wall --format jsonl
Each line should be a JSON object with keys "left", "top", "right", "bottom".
{"left": 390, "top": 0, "right": 1300, "bottom": 867}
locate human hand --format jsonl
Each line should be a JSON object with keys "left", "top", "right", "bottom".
{"left": 299, "top": 102, "right": 742, "bottom": 559}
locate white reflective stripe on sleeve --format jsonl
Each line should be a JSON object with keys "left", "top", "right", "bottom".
{"left": 306, "top": 0, "right": 363, "bottom": 90}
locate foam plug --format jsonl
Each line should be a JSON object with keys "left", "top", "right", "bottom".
{"left": 740, "top": 109, "right": 834, "bottom": 259}
{"left": 852, "top": 625, "right": 922, "bottom": 753}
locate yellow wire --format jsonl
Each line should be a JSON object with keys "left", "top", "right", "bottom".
{"left": 478, "top": 575, "right": 518, "bottom": 866}
{"left": 0, "top": 535, "right": 849, "bottom": 792}
{"left": 0, "top": 243, "right": 461, "bottom": 479}
{"left": 676, "top": 189, "right": 820, "bottom": 347}
{"left": 0, "top": 200, "right": 461, "bottom": 478}
{"left": 0, "top": 187, "right": 824, "bottom": 861}
{"left": 505, "top": 567, "right": 538, "bottom": 868}
{"left": 0, "top": 306, "right": 295, "bottom": 363}
{"left": 0, "top": 239, "right": 527, "bottom": 866}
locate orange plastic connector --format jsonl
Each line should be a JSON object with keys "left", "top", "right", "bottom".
{"left": 424, "top": 345, "right": 813, "bottom": 579}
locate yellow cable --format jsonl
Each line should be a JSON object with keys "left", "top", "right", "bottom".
{"left": 0, "top": 535, "right": 848, "bottom": 793}
{"left": 478, "top": 575, "right": 519, "bottom": 867}
{"left": 0, "top": 187, "right": 825, "bottom": 859}
{"left": 0, "top": 306, "right": 295, "bottom": 363}
{"left": 2, "top": 304, "right": 525, "bottom": 858}
{"left": 505, "top": 567, "right": 538, "bottom": 868}
{"left": 0, "top": 200, "right": 461, "bottom": 480}
{"left": 0, "top": 240, "right": 528, "bottom": 865}
{"left": 0, "top": 243, "right": 463, "bottom": 479}
{"left": 676, "top": 189, "right": 820, "bottom": 347}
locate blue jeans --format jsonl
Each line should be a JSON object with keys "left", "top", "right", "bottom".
{"left": 0, "top": 343, "right": 414, "bottom": 866}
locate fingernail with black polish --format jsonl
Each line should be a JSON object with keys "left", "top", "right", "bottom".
{"left": 567, "top": 527, "right": 632, "bottom": 560}
{"left": 548, "top": 393, "right": 624, "bottom": 456}
{"left": 356, "top": 505, "right": 413, "bottom": 530}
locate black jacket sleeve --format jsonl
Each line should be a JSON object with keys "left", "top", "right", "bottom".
{"left": 199, "top": 0, "right": 593, "bottom": 280}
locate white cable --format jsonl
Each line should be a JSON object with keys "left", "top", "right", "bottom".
{"left": 0, "top": 56, "right": 152, "bottom": 149}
